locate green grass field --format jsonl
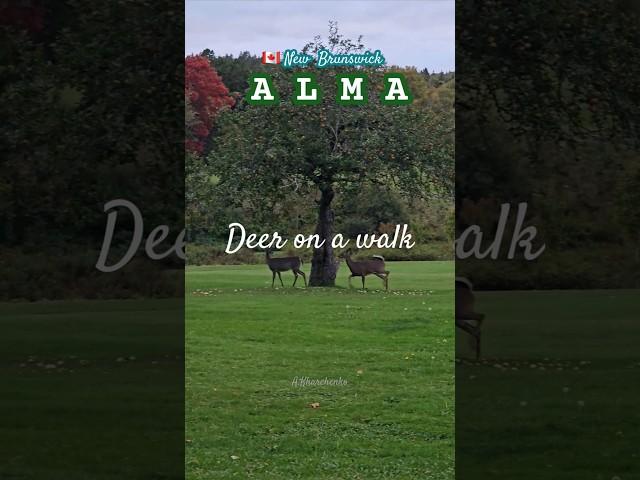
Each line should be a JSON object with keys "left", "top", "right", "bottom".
{"left": 0, "top": 299, "right": 184, "bottom": 479}
{"left": 186, "top": 261, "right": 455, "bottom": 480}
{"left": 457, "top": 289, "right": 640, "bottom": 480}
{"left": 3, "top": 266, "right": 637, "bottom": 479}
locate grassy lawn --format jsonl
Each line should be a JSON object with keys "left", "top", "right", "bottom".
{"left": 5, "top": 266, "right": 635, "bottom": 478}
{"left": 0, "top": 299, "right": 184, "bottom": 480}
{"left": 456, "top": 289, "right": 640, "bottom": 480}
{"left": 186, "top": 261, "right": 455, "bottom": 480}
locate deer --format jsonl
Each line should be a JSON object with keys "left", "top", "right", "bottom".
{"left": 341, "top": 249, "right": 390, "bottom": 291}
{"left": 265, "top": 250, "right": 307, "bottom": 288}
{"left": 455, "top": 277, "right": 485, "bottom": 360}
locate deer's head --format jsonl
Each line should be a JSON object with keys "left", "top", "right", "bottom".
{"left": 339, "top": 248, "right": 354, "bottom": 260}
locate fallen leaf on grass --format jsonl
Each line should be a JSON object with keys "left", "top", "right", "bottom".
{"left": 230, "top": 455, "right": 240, "bottom": 460}
{"left": 309, "top": 402, "right": 320, "bottom": 409}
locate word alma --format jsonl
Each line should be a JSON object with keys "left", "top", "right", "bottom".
{"left": 245, "top": 73, "right": 412, "bottom": 105}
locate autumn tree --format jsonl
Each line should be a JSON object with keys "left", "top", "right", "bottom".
{"left": 185, "top": 55, "right": 234, "bottom": 154}
{"left": 210, "top": 23, "right": 453, "bottom": 286}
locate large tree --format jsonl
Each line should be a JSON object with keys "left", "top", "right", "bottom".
{"left": 210, "top": 24, "right": 453, "bottom": 285}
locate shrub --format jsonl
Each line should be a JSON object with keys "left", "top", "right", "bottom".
{"left": 0, "top": 247, "right": 180, "bottom": 301}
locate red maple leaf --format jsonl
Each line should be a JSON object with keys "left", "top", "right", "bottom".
{"left": 268, "top": 53, "right": 275, "bottom": 61}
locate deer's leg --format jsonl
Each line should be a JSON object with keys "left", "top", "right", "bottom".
{"left": 277, "top": 271, "right": 284, "bottom": 287}
{"left": 373, "top": 272, "right": 387, "bottom": 290}
{"left": 271, "top": 270, "right": 276, "bottom": 288}
{"left": 456, "top": 319, "right": 481, "bottom": 359}
{"left": 293, "top": 271, "right": 298, "bottom": 287}
{"left": 456, "top": 318, "right": 478, "bottom": 336}
{"left": 361, "top": 275, "right": 366, "bottom": 290}
{"left": 296, "top": 270, "right": 307, "bottom": 287}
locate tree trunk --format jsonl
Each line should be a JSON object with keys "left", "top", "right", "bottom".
{"left": 310, "top": 185, "right": 338, "bottom": 286}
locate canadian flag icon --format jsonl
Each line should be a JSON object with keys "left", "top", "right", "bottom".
{"left": 261, "top": 51, "right": 281, "bottom": 65}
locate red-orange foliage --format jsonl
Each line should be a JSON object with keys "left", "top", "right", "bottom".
{"left": 185, "top": 55, "right": 234, "bottom": 154}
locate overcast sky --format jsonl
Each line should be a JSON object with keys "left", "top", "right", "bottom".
{"left": 186, "top": 1, "right": 454, "bottom": 72}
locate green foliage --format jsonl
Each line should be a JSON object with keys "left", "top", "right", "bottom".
{"left": 456, "top": 0, "right": 640, "bottom": 290}
{"left": 458, "top": 246, "right": 640, "bottom": 290}
{"left": 457, "top": 1, "right": 640, "bottom": 144}
{"left": 211, "top": 69, "right": 453, "bottom": 203}
{"left": 202, "top": 49, "right": 265, "bottom": 95}
{"left": 1, "top": 0, "right": 184, "bottom": 250}
{"left": 388, "top": 67, "right": 454, "bottom": 113}
{"left": 0, "top": 248, "right": 180, "bottom": 300}
{"left": 335, "top": 185, "right": 409, "bottom": 236}
{"left": 187, "top": 244, "right": 259, "bottom": 265}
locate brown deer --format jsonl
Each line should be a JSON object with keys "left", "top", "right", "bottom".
{"left": 455, "top": 277, "right": 485, "bottom": 359}
{"left": 266, "top": 250, "right": 307, "bottom": 288}
{"left": 341, "top": 249, "right": 390, "bottom": 291}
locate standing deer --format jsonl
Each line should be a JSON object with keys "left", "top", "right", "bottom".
{"left": 265, "top": 250, "right": 307, "bottom": 288}
{"left": 341, "top": 249, "right": 390, "bottom": 291}
{"left": 455, "top": 277, "right": 485, "bottom": 359}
